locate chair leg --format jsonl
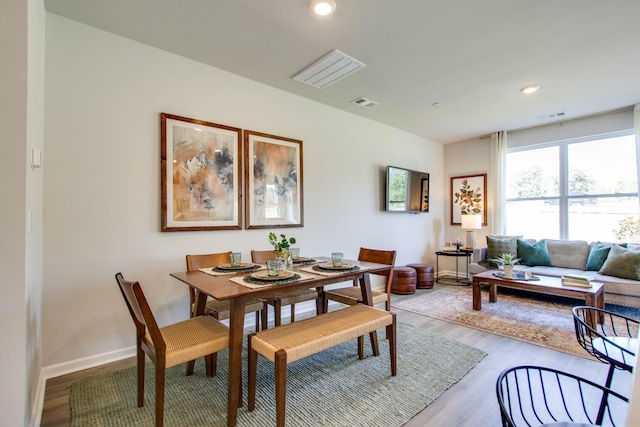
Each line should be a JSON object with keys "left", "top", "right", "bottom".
{"left": 605, "top": 363, "right": 616, "bottom": 388}
{"left": 323, "top": 295, "right": 329, "bottom": 313}
{"left": 262, "top": 301, "right": 269, "bottom": 330}
{"left": 275, "top": 350, "right": 288, "bottom": 427}
{"left": 274, "top": 299, "right": 282, "bottom": 326}
{"left": 369, "top": 331, "right": 380, "bottom": 356}
{"left": 136, "top": 345, "right": 145, "bottom": 407}
{"left": 290, "top": 303, "right": 296, "bottom": 323}
{"left": 185, "top": 360, "right": 196, "bottom": 376}
{"left": 358, "top": 336, "right": 364, "bottom": 359}
{"left": 248, "top": 334, "right": 257, "bottom": 411}
{"left": 388, "top": 313, "right": 397, "bottom": 376}
{"left": 155, "top": 363, "right": 166, "bottom": 427}
{"left": 205, "top": 353, "right": 217, "bottom": 377}
{"left": 255, "top": 311, "right": 261, "bottom": 332}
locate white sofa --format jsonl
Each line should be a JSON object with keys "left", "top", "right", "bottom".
{"left": 469, "top": 238, "right": 640, "bottom": 308}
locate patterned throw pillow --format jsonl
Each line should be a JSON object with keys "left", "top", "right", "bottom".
{"left": 517, "top": 239, "right": 552, "bottom": 266}
{"left": 599, "top": 245, "right": 640, "bottom": 280}
{"left": 486, "top": 235, "right": 520, "bottom": 268}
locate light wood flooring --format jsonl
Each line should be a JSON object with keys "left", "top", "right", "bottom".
{"left": 40, "top": 289, "right": 633, "bottom": 427}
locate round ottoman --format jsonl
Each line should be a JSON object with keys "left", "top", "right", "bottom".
{"left": 407, "top": 263, "right": 434, "bottom": 289}
{"left": 391, "top": 266, "right": 417, "bottom": 295}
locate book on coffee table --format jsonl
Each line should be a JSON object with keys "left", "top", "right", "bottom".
{"left": 561, "top": 274, "right": 593, "bottom": 288}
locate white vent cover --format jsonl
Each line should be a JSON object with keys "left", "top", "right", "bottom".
{"left": 351, "top": 97, "right": 379, "bottom": 108}
{"left": 292, "top": 49, "right": 366, "bottom": 89}
{"left": 537, "top": 112, "right": 566, "bottom": 120}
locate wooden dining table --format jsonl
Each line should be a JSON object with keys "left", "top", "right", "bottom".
{"left": 170, "top": 256, "right": 393, "bottom": 427}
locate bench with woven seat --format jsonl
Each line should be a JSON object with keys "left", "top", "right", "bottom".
{"left": 247, "top": 304, "right": 397, "bottom": 427}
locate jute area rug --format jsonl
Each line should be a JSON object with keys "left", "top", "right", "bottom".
{"left": 392, "top": 283, "right": 639, "bottom": 358}
{"left": 70, "top": 322, "right": 486, "bottom": 427}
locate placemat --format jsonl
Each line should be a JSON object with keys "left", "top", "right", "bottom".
{"left": 299, "top": 264, "right": 361, "bottom": 277}
{"left": 230, "top": 271, "right": 317, "bottom": 289}
{"left": 198, "top": 264, "right": 263, "bottom": 276}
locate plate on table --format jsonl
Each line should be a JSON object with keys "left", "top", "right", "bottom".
{"left": 251, "top": 270, "right": 295, "bottom": 281}
{"left": 216, "top": 263, "right": 255, "bottom": 270}
{"left": 292, "top": 257, "right": 313, "bottom": 263}
{"left": 317, "top": 262, "right": 354, "bottom": 271}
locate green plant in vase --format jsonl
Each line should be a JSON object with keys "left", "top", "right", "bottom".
{"left": 268, "top": 232, "right": 297, "bottom": 270}
{"left": 489, "top": 252, "right": 520, "bottom": 278}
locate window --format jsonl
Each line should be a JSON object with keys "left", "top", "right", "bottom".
{"left": 505, "top": 132, "right": 639, "bottom": 242}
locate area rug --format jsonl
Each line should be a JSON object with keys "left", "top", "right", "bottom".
{"left": 392, "top": 284, "right": 639, "bottom": 358}
{"left": 70, "top": 322, "right": 486, "bottom": 427}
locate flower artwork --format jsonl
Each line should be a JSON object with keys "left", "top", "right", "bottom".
{"left": 450, "top": 174, "right": 487, "bottom": 225}
{"left": 454, "top": 179, "right": 483, "bottom": 215}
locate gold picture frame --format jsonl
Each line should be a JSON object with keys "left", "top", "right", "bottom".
{"left": 161, "top": 113, "right": 242, "bottom": 231}
{"left": 244, "top": 130, "right": 303, "bottom": 229}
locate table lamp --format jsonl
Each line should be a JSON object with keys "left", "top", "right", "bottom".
{"left": 461, "top": 214, "right": 482, "bottom": 249}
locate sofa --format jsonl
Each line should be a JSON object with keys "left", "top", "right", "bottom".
{"left": 469, "top": 236, "right": 640, "bottom": 308}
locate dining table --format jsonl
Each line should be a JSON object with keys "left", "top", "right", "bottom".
{"left": 170, "top": 256, "right": 393, "bottom": 427}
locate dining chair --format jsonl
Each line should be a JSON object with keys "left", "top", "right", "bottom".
{"left": 572, "top": 306, "right": 638, "bottom": 388}
{"left": 115, "top": 272, "right": 231, "bottom": 427}
{"left": 186, "top": 252, "right": 264, "bottom": 330}
{"left": 496, "top": 365, "right": 628, "bottom": 427}
{"left": 251, "top": 249, "right": 321, "bottom": 327}
{"left": 323, "top": 247, "right": 397, "bottom": 312}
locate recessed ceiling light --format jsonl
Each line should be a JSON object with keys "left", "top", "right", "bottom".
{"left": 521, "top": 85, "right": 540, "bottom": 94}
{"left": 311, "top": 0, "right": 336, "bottom": 16}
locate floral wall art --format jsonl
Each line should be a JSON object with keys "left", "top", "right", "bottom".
{"left": 450, "top": 173, "right": 487, "bottom": 225}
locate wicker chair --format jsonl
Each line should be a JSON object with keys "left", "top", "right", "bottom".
{"left": 496, "top": 365, "right": 628, "bottom": 427}
{"left": 251, "top": 249, "right": 321, "bottom": 327}
{"left": 323, "top": 247, "right": 396, "bottom": 312}
{"left": 572, "top": 306, "right": 638, "bottom": 388}
{"left": 115, "top": 272, "right": 231, "bottom": 427}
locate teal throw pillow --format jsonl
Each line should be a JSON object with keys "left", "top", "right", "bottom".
{"left": 586, "top": 242, "right": 613, "bottom": 271}
{"left": 517, "top": 239, "right": 552, "bottom": 267}
{"left": 599, "top": 245, "right": 640, "bottom": 280}
{"left": 486, "top": 236, "right": 519, "bottom": 268}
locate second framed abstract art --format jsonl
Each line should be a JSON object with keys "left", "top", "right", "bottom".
{"left": 244, "top": 130, "right": 304, "bottom": 229}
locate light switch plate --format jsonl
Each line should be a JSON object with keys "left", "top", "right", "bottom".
{"left": 31, "top": 147, "right": 42, "bottom": 169}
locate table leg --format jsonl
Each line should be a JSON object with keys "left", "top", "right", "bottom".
{"left": 472, "top": 278, "right": 481, "bottom": 310}
{"left": 489, "top": 284, "right": 497, "bottom": 303}
{"left": 359, "top": 273, "right": 380, "bottom": 356}
{"left": 584, "top": 291, "right": 604, "bottom": 328}
{"left": 596, "top": 289, "right": 605, "bottom": 324}
{"left": 226, "top": 296, "right": 247, "bottom": 427}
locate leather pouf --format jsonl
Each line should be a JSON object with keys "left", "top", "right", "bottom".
{"left": 391, "top": 266, "right": 417, "bottom": 295}
{"left": 407, "top": 263, "right": 434, "bottom": 289}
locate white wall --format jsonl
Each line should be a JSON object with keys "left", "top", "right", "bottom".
{"left": 42, "top": 14, "right": 444, "bottom": 371}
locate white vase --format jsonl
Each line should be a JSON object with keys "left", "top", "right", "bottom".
{"left": 503, "top": 265, "right": 514, "bottom": 279}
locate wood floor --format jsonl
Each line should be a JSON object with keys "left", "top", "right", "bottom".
{"left": 40, "top": 290, "right": 633, "bottom": 427}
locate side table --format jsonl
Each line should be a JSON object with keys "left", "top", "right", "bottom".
{"left": 435, "top": 250, "right": 473, "bottom": 285}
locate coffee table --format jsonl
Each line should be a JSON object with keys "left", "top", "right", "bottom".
{"left": 472, "top": 270, "right": 604, "bottom": 326}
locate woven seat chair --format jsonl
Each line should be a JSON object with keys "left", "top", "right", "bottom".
{"left": 573, "top": 306, "right": 638, "bottom": 388}
{"left": 323, "top": 248, "right": 396, "bottom": 312}
{"left": 115, "top": 273, "right": 231, "bottom": 427}
{"left": 251, "top": 249, "right": 321, "bottom": 327}
{"left": 496, "top": 365, "right": 628, "bottom": 427}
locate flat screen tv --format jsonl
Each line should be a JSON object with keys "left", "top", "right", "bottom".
{"left": 385, "top": 165, "right": 429, "bottom": 213}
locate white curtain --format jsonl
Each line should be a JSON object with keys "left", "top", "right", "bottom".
{"left": 633, "top": 104, "right": 640, "bottom": 214}
{"left": 490, "top": 131, "right": 507, "bottom": 234}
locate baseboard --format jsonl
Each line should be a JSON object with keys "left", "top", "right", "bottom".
{"left": 30, "top": 371, "right": 46, "bottom": 427}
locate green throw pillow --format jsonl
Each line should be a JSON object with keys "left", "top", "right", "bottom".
{"left": 586, "top": 242, "right": 613, "bottom": 271}
{"left": 599, "top": 245, "right": 640, "bottom": 280}
{"left": 517, "top": 239, "right": 552, "bottom": 266}
{"left": 486, "top": 236, "right": 519, "bottom": 268}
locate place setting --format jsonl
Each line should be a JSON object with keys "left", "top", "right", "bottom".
{"left": 230, "top": 258, "right": 316, "bottom": 289}
{"left": 300, "top": 252, "right": 361, "bottom": 276}
{"left": 198, "top": 252, "right": 263, "bottom": 276}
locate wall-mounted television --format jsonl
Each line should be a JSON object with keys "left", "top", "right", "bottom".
{"left": 385, "top": 165, "right": 429, "bottom": 213}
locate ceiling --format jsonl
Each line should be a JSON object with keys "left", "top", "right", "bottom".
{"left": 44, "top": 0, "right": 640, "bottom": 144}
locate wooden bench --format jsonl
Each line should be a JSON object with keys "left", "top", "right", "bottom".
{"left": 247, "top": 304, "right": 397, "bottom": 427}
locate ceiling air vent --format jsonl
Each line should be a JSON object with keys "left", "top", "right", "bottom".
{"left": 292, "top": 49, "right": 366, "bottom": 89}
{"left": 537, "top": 112, "right": 566, "bottom": 120}
{"left": 351, "top": 97, "right": 379, "bottom": 108}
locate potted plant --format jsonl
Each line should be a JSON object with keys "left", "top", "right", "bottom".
{"left": 268, "top": 232, "right": 297, "bottom": 270}
{"left": 490, "top": 252, "right": 520, "bottom": 278}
